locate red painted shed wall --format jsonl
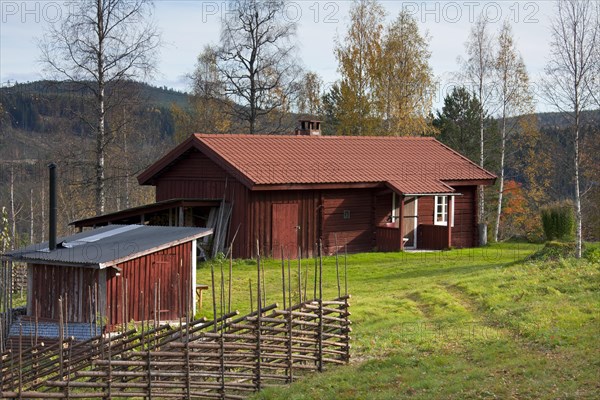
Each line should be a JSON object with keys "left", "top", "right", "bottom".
{"left": 105, "top": 241, "right": 192, "bottom": 327}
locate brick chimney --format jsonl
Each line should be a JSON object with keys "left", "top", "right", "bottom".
{"left": 295, "top": 119, "right": 321, "bottom": 136}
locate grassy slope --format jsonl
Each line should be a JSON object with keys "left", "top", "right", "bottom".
{"left": 196, "top": 243, "right": 600, "bottom": 400}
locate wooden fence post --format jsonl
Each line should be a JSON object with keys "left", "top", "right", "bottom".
{"left": 318, "top": 240, "right": 324, "bottom": 373}
{"left": 255, "top": 240, "right": 262, "bottom": 391}
{"left": 185, "top": 286, "right": 192, "bottom": 399}
{"left": 18, "top": 323, "right": 22, "bottom": 399}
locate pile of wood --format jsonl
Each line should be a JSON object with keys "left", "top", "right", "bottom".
{"left": 0, "top": 295, "right": 351, "bottom": 399}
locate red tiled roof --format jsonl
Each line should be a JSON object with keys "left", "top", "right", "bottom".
{"left": 139, "top": 134, "right": 496, "bottom": 194}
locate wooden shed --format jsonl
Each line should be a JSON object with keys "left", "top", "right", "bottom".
{"left": 126, "top": 131, "right": 496, "bottom": 259}
{"left": 2, "top": 225, "right": 212, "bottom": 338}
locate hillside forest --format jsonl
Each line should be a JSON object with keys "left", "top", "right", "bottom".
{"left": 0, "top": 0, "right": 598, "bottom": 253}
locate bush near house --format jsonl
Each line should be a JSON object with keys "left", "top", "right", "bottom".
{"left": 540, "top": 201, "right": 575, "bottom": 241}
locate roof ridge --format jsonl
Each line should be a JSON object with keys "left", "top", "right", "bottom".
{"left": 194, "top": 133, "right": 434, "bottom": 140}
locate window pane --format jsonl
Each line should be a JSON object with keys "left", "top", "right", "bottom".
{"left": 435, "top": 196, "right": 448, "bottom": 224}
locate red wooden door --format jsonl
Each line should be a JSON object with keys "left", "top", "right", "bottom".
{"left": 272, "top": 203, "right": 298, "bottom": 259}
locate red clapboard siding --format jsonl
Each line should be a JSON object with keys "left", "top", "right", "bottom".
{"left": 154, "top": 150, "right": 237, "bottom": 200}
{"left": 376, "top": 226, "right": 401, "bottom": 252}
{"left": 324, "top": 230, "right": 373, "bottom": 254}
{"left": 105, "top": 241, "right": 192, "bottom": 328}
{"left": 322, "top": 190, "right": 375, "bottom": 254}
{"left": 450, "top": 186, "right": 477, "bottom": 248}
{"left": 156, "top": 151, "right": 248, "bottom": 258}
{"left": 30, "top": 265, "right": 98, "bottom": 322}
{"left": 418, "top": 225, "right": 448, "bottom": 250}
{"left": 158, "top": 150, "right": 230, "bottom": 180}
{"left": 154, "top": 151, "right": 250, "bottom": 259}
{"left": 248, "top": 191, "right": 320, "bottom": 259}
{"left": 418, "top": 196, "right": 435, "bottom": 226}
{"left": 272, "top": 203, "right": 299, "bottom": 259}
{"left": 374, "top": 193, "right": 393, "bottom": 226}
{"left": 417, "top": 186, "right": 477, "bottom": 249}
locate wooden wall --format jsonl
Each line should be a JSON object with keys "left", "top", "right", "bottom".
{"left": 248, "top": 191, "right": 320, "bottom": 259}
{"left": 417, "top": 225, "right": 449, "bottom": 250}
{"left": 29, "top": 264, "right": 98, "bottom": 322}
{"left": 153, "top": 149, "right": 249, "bottom": 259}
{"left": 321, "top": 190, "right": 375, "bottom": 254}
{"left": 417, "top": 186, "right": 478, "bottom": 249}
{"left": 374, "top": 192, "right": 393, "bottom": 226}
{"left": 243, "top": 188, "right": 377, "bottom": 258}
{"left": 453, "top": 186, "right": 478, "bottom": 248}
{"left": 106, "top": 242, "right": 192, "bottom": 327}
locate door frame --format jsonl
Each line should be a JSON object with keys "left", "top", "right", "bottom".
{"left": 392, "top": 193, "right": 418, "bottom": 249}
{"left": 403, "top": 196, "right": 418, "bottom": 250}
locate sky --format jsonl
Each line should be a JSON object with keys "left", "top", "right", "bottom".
{"left": 0, "top": 0, "right": 557, "bottom": 113}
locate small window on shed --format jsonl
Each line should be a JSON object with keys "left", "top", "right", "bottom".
{"left": 343, "top": 210, "right": 351, "bottom": 220}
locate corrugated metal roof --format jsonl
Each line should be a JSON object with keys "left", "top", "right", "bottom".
{"left": 70, "top": 198, "right": 221, "bottom": 228}
{"left": 2, "top": 225, "right": 212, "bottom": 268}
{"left": 386, "top": 179, "right": 455, "bottom": 196}
{"left": 138, "top": 134, "right": 496, "bottom": 194}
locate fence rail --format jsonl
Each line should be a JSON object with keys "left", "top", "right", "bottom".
{"left": 0, "top": 295, "right": 351, "bottom": 399}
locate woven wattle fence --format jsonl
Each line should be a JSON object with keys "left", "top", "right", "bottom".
{"left": 0, "top": 294, "right": 350, "bottom": 399}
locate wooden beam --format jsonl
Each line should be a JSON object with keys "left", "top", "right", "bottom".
{"left": 398, "top": 195, "right": 405, "bottom": 251}
{"left": 441, "top": 179, "right": 496, "bottom": 187}
{"left": 70, "top": 199, "right": 221, "bottom": 228}
{"left": 251, "top": 182, "right": 382, "bottom": 191}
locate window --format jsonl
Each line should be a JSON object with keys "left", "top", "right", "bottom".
{"left": 434, "top": 196, "right": 454, "bottom": 226}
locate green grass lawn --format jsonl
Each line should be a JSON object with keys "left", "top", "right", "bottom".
{"left": 197, "top": 243, "right": 600, "bottom": 400}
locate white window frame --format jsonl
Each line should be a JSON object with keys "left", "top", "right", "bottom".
{"left": 192, "top": 239, "right": 197, "bottom": 316}
{"left": 434, "top": 196, "right": 454, "bottom": 227}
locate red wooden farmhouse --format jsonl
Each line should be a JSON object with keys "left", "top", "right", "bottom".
{"left": 74, "top": 122, "right": 496, "bottom": 258}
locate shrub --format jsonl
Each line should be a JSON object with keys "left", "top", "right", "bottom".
{"left": 527, "top": 241, "right": 576, "bottom": 261}
{"left": 584, "top": 246, "right": 600, "bottom": 264}
{"left": 540, "top": 201, "right": 575, "bottom": 241}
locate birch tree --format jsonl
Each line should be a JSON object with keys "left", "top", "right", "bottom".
{"left": 0, "top": 207, "right": 10, "bottom": 253}
{"left": 296, "top": 71, "right": 323, "bottom": 116}
{"left": 543, "top": 0, "right": 599, "bottom": 258}
{"left": 492, "top": 20, "right": 534, "bottom": 242}
{"left": 459, "top": 15, "right": 495, "bottom": 244}
{"left": 39, "top": 0, "right": 160, "bottom": 215}
{"left": 217, "top": 0, "right": 300, "bottom": 134}
{"left": 179, "top": 45, "right": 232, "bottom": 140}
{"left": 335, "top": 0, "right": 385, "bottom": 135}
{"left": 377, "top": 10, "right": 436, "bottom": 136}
